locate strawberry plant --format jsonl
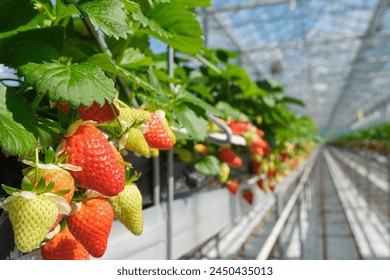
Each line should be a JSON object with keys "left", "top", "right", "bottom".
{"left": 0, "top": 0, "right": 319, "bottom": 260}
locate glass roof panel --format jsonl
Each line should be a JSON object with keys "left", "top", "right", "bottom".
{"left": 201, "top": 0, "right": 389, "bottom": 133}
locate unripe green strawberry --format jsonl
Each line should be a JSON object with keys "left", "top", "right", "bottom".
{"left": 58, "top": 122, "right": 125, "bottom": 197}
{"left": 67, "top": 198, "right": 114, "bottom": 258}
{"left": 119, "top": 107, "right": 150, "bottom": 127}
{"left": 3, "top": 193, "right": 58, "bottom": 253}
{"left": 25, "top": 168, "right": 75, "bottom": 232}
{"left": 218, "top": 162, "right": 230, "bottom": 183}
{"left": 108, "top": 182, "right": 143, "bottom": 236}
{"left": 41, "top": 227, "right": 90, "bottom": 260}
{"left": 173, "top": 147, "right": 193, "bottom": 163}
{"left": 150, "top": 148, "right": 159, "bottom": 157}
{"left": 125, "top": 128, "right": 151, "bottom": 157}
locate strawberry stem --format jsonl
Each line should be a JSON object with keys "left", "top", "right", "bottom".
{"left": 110, "top": 103, "right": 123, "bottom": 134}
{"left": 34, "top": 147, "right": 39, "bottom": 190}
{"left": 116, "top": 158, "right": 132, "bottom": 168}
{"left": 115, "top": 98, "right": 129, "bottom": 109}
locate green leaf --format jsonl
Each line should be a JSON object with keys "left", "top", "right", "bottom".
{"left": 173, "top": 104, "right": 208, "bottom": 141}
{"left": 79, "top": 0, "right": 132, "bottom": 39}
{"left": 194, "top": 155, "right": 221, "bottom": 176}
{"left": 118, "top": 48, "right": 154, "bottom": 68}
{"left": 1, "top": 185, "right": 21, "bottom": 195}
{"left": 283, "top": 96, "right": 305, "bottom": 107}
{"left": 146, "top": 2, "right": 204, "bottom": 54}
{"left": 55, "top": 0, "right": 79, "bottom": 21}
{"left": 0, "top": 27, "right": 64, "bottom": 67}
{"left": 171, "top": 0, "right": 211, "bottom": 8}
{"left": 0, "top": 85, "right": 37, "bottom": 157}
{"left": 21, "top": 177, "right": 33, "bottom": 191}
{"left": 19, "top": 62, "right": 117, "bottom": 107}
{"left": 52, "top": 189, "right": 71, "bottom": 196}
{"left": 35, "top": 177, "right": 47, "bottom": 194}
{"left": 176, "top": 88, "right": 221, "bottom": 116}
{"left": 45, "top": 179, "right": 56, "bottom": 193}
{"left": 263, "top": 95, "right": 276, "bottom": 108}
{"left": 215, "top": 101, "right": 246, "bottom": 120}
{"left": 88, "top": 53, "right": 158, "bottom": 94}
{"left": 125, "top": 1, "right": 171, "bottom": 39}
{"left": 0, "top": 0, "right": 46, "bottom": 39}
{"left": 45, "top": 147, "right": 56, "bottom": 164}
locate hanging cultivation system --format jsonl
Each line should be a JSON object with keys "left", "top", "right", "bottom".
{"left": 0, "top": 0, "right": 318, "bottom": 260}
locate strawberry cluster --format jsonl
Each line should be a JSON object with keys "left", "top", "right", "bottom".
{"left": 220, "top": 119, "right": 285, "bottom": 203}
{"left": 1, "top": 99, "right": 177, "bottom": 260}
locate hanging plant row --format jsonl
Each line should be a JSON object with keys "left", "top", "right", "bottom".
{"left": 0, "top": 0, "right": 318, "bottom": 259}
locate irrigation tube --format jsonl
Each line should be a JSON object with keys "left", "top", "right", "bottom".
{"left": 256, "top": 150, "right": 319, "bottom": 260}
{"left": 207, "top": 113, "right": 233, "bottom": 146}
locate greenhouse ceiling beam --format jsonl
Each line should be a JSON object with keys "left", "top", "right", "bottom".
{"left": 326, "top": 0, "right": 389, "bottom": 128}
{"left": 207, "top": 0, "right": 292, "bottom": 13}
{"left": 209, "top": 12, "right": 271, "bottom": 80}
{"left": 245, "top": 36, "right": 361, "bottom": 53}
{"left": 274, "top": 55, "right": 390, "bottom": 73}
{"left": 242, "top": 30, "right": 390, "bottom": 54}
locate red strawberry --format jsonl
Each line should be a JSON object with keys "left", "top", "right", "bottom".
{"left": 269, "top": 184, "right": 276, "bottom": 193}
{"left": 143, "top": 112, "right": 174, "bottom": 150}
{"left": 256, "top": 179, "right": 264, "bottom": 190}
{"left": 78, "top": 101, "right": 119, "bottom": 124}
{"left": 57, "top": 101, "right": 119, "bottom": 124}
{"left": 268, "top": 169, "right": 276, "bottom": 179}
{"left": 219, "top": 147, "right": 242, "bottom": 168}
{"left": 255, "top": 128, "right": 265, "bottom": 138}
{"left": 280, "top": 151, "right": 288, "bottom": 162}
{"left": 25, "top": 168, "right": 75, "bottom": 231}
{"left": 229, "top": 121, "right": 252, "bottom": 135}
{"left": 58, "top": 123, "right": 125, "bottom": 196}
{"left": 243, "top": 189, "right": 254, "bottom": 205}
{"left": 226, "top": 180, "right": 239, "bottom": 195}
{"left": 251, "top": 159, "right": 261, "bottom": 174}
{"left": 41, "top": 227, "right": 90, "bottom": 260}
{"left": 57, "top": 101, "right": 71, "bottom": 113}
{"left": 66, "top": 198, "right": 114, "bottom": 258}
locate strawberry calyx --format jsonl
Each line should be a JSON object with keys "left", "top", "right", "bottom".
{"left": 69, "top": 201, "right": 83, "bottom": 216}
{"left": 45, "top": 223, "right": 61, "bottom": 241}
{"left": 65, "top": 120, "right": 97, "bottom": 137}
{"left": 22, "top": 160, "right": 82, "bottom": 172}
{"left": 1, "top": 190, "right": 71, "bottom": 215}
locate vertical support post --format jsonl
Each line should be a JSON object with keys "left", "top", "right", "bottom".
{"left": 202, "top": 8, "right": 209, "bottom": 47}
{"left": 365, "top": 155, "right": 372, "bottom": 218}
{"left": 166, "top": 46, "right": 175, "bottom": 260}
{"left": 274, "top": 193, "right": 283, "bottom": 259}
{"left": 297, "top": 190, "right": 304, "bottom": 259}
{"left": 153, "top": 157, "right": 160, "bottom": 206}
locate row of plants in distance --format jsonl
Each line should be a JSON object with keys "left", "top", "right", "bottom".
{"left": 0, "top": 0, "right": 318, "bottom": 260}
{"left": 329, "top": 122, "right": 390, "bottom": 155}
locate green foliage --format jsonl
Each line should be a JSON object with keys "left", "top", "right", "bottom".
{"left": 145, "top": 2, "right": 205, "bottom": 54}
{"left": 329, "top": 122, "right": 390, "bottom": 154}
{"left": 0, "top": 27, "right": 64, "bottom": 67}
{"left": 194, "top": 155, "right": 221, "bottom": 176}
{"left": 79, "top": 0, "right": 132, "bottom": 39}
{"left": 20, "top": 62, "right": 117, "bottom": 107}
{"left": 0, "top": 0, "right": 317, "bottom": 164}
{"left": 0, "top": 84, "right": 37, "bottom": 157}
